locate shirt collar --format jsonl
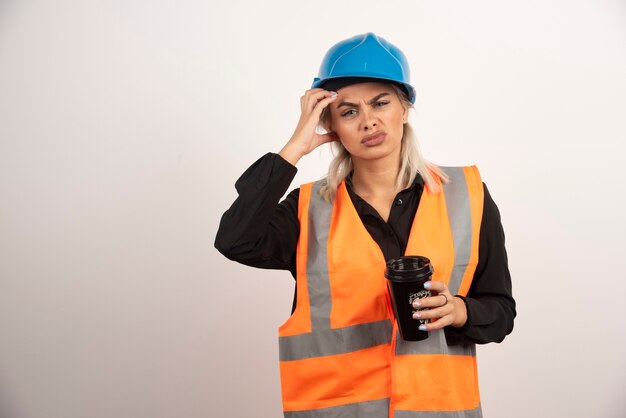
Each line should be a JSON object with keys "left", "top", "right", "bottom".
{"left": 345, "top": 170, "right": 425, "bottom": 194}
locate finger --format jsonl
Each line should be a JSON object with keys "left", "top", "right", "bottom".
{"left": 301, "top": 89, "right": 337, "bottom": 110}
{"left": 303, "top": 89, "right": 336, "bottom": 102}
{"left": 420, "top": 315, "right": 454, "bottom": 331}
{"left": 311, "top": 94, "right": 338, "bottom": 116}
{"left": 424, "top": 280, "right": 448, "bottom": 294}
{"left": 301, "top": 90, "right": 327, "bottom": 111}
{"left": 301, "top": 88, "right": 328, "bottom": 102}
{"left": 305, "top": 90, "right": 337, "bottom": 110}
{"left": 412, "top": 293, "right": 450, "bottom": 309}
{"left": 412, "top": 303, "right": 453, "bottom": 321}
{"left": 316, "top": 131, "right": 340, "bottom": 146}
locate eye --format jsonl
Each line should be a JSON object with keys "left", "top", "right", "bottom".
{"left": 340, "top": 102, "right": 389, "bottom": 117}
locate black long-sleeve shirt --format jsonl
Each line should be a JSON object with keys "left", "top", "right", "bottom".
{"left": 215, "top": 152, "right": 516, "bottom": 345}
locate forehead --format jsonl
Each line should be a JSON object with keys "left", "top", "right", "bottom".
{"left": 336, "top": 81, "right": 394, "bottom": 98}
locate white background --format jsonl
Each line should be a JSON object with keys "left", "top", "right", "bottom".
{"left": 1, "top": 1, "right": 625, "bottom": 417}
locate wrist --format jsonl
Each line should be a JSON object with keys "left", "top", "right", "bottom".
{"left": 451, "top": 295, "right": 468, "bottom": 328}
{"left": 278, "top": 142, "right": 304, "bottom": 167}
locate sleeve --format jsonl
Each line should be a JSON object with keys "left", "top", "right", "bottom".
{"left": 444, "top": 182, "right": 517, "bottom": 345}
{"left": 214, "top": 152, "right": 301, "bottom": 278}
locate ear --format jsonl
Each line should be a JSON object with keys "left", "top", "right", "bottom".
{"left": 326, "top": 116, "right": 335, "bottom": 133}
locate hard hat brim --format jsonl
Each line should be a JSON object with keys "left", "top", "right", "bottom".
{"left": 313, "top": 76, "right": 415, "bottom": 104}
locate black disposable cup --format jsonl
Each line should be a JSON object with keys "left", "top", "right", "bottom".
{"left": 384, "top": 256, "right": 434, "bottom": 341}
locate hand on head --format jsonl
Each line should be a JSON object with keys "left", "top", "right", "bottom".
{"left": 279, "top": 88, "right": 340, "bottom": 166}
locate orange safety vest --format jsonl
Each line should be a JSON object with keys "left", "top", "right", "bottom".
{"left": 278, "top": 166, "right": 485, "bottom": 418}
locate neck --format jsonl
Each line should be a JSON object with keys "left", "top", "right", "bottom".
{"left": 351, "top": 155, "right": 401, "bottom": 198}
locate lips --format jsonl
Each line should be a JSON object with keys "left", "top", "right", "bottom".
{"left": 361, "top": 132, "right": 386, "bottom": 144}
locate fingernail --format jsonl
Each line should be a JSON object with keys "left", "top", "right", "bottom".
{"left": 424, "top": 281, "right": 431, "bottom": 289}
{"left": 413, "top": 301, "right": 421, "bottom": 308}
{"left": 413, "top": 312, "right": 422, "bottom": 319}
{"left": 419, "top": 325, "right": 427, "bottom": 331}
{"left": 330, "top": 91, "right": 338, "bottom": 97}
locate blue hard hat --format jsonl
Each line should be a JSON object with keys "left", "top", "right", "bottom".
{"left": 312, "top": 32, "right": 416, "bottom": 104}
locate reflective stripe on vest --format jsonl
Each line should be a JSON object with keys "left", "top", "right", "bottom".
{"left": 394, "top": 405, "right": 483, "bottom": 418}
{"left": 278, "top": 166, "right": 484, "bottom": 417}
{"left": 284, "top": 398, "right": 391, "bottom": 418}
{"left": 396, "top": 166, "right": 478, "bottom": 357}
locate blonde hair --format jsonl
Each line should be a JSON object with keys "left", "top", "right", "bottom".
{"left": 318, "top": 82, "right": 450, "bottom": 203}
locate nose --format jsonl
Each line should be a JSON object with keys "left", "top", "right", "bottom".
{"left": 361, "top": 107, "right": 377, "bottom": 130}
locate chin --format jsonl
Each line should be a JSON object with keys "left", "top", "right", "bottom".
{"left": 353, "top": 148, "right": 397, "bottom": 162}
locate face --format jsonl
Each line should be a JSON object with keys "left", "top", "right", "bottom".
{"left": 328, "top": 81, "right": 408, "bottom": 163}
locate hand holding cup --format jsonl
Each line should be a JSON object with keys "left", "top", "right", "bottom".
{"left": 411, "top": 280, "right": 468, "bottom": 331}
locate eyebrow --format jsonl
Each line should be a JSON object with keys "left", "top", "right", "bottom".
{"left": 336, "top": 92, "right": 391, "bottom": 110}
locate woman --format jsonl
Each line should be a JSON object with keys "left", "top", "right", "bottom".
{"left": 215, "top": 32, "right": 515, "bottom": 418}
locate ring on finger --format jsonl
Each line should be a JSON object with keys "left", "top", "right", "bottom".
{"left": 438, "top": 294, "right": 448, "bottom": 307}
